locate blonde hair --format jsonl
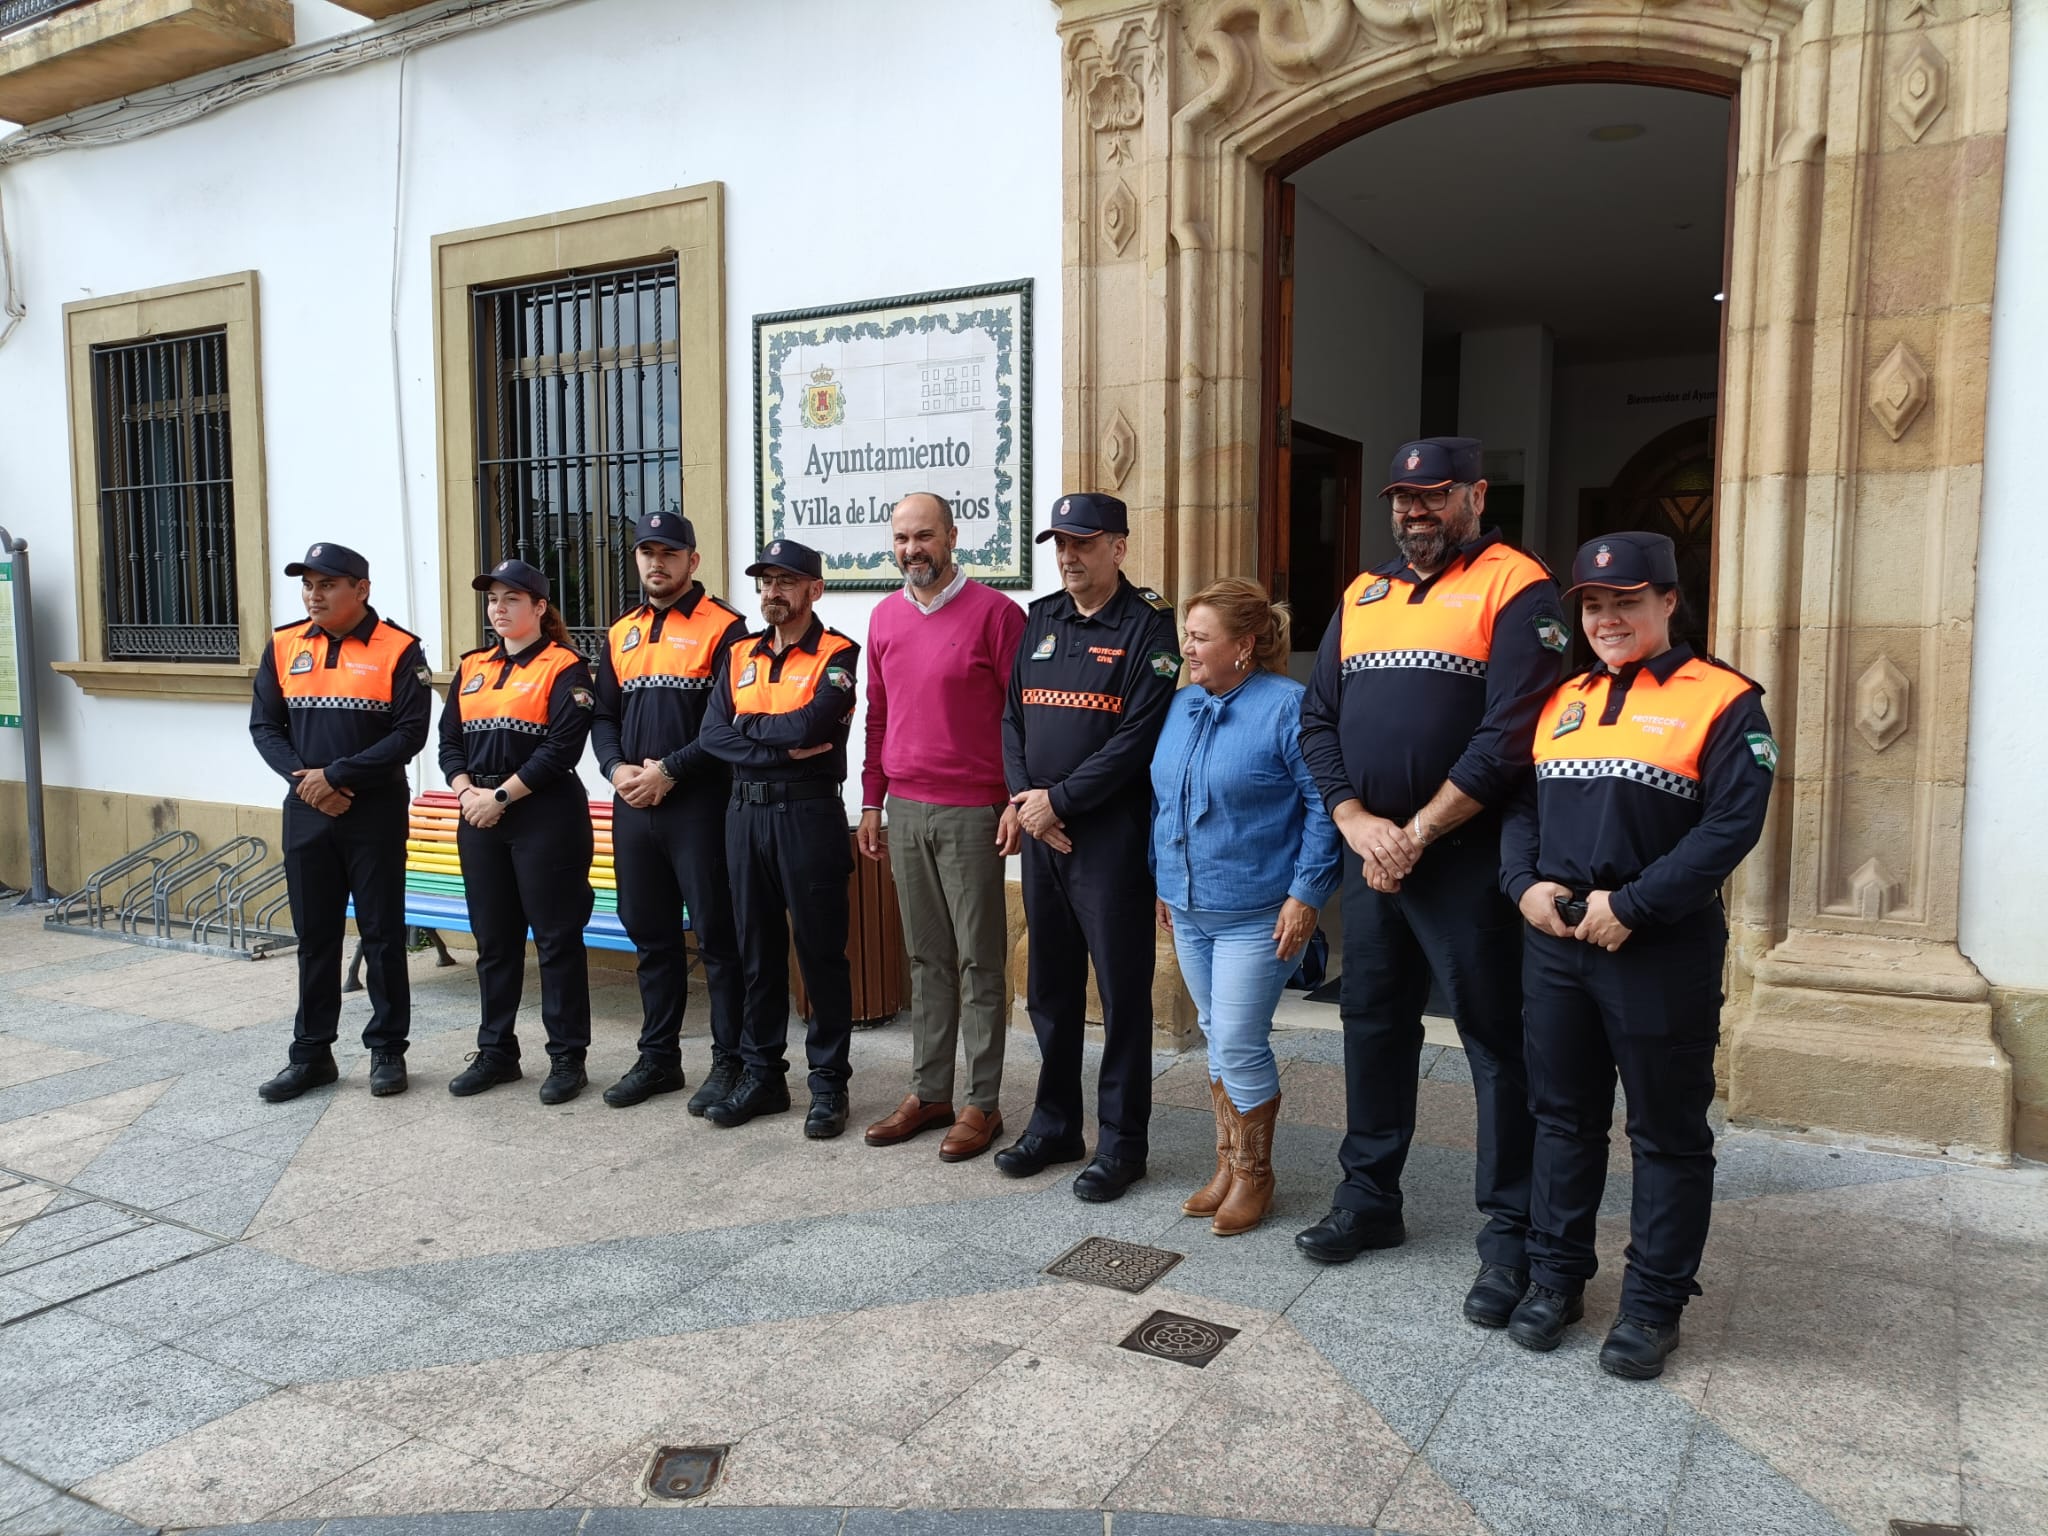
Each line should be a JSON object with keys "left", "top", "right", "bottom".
{"left": 1183, "top": 577, "right": 1291, "bottom": 674}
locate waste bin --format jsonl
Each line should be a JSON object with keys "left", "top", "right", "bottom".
{"left": 791, "top": 824, "right": 909, "bottom": 1026}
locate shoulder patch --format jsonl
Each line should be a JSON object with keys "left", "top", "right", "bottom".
{"left": 1745, "top": 731, "right": 1778, "bottom": 773}
{"left": 571, "top": 686, "right": 595, "bottom": 711}
{"left": 1137, "top": 587, "right": 1173, "bottom": 612}
{"left": 1148, "top": 650, "right": 1182, "bottom": 680}
{"left": 1534, "top": 615, "right": 1571, "bottom": 655}
{"left": 413, "top": 662, "right": 434, "bottom": 686}
{"left": 823, "top": 665, "right": 854, "bottom": 691}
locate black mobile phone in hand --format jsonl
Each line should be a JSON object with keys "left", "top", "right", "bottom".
{"left": 1554, "top": 894, "right": 1589, "bottom": 927}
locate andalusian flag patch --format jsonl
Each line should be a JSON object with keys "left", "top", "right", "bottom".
{"left": 1535, "top": 616, "right": 1571, "bottom": 655}
{"left": 1149, "top": 651, "right": 1182, "bottom": 679}
{"left": 824, "top": 666, "right": 854, "bottom": 691}
{"left": 1746, "top": 732, "right": 1778, "bottom": 773}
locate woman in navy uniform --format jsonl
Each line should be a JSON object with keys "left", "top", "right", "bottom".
{"left": 1499, "top": 530, "right": 1775, "bottom": 1379}
{"left": 439, "top": 559, "right": 598, "bottom": 1105}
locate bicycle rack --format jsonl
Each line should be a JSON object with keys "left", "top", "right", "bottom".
{"left": 45, "top": 832, "right": 299, "bottom": 959}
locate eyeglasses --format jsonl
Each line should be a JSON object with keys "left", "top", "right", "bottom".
{"left": 1389, "top": 487, "right": 1460, "bottom": 513}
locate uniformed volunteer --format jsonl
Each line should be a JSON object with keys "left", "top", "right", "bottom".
{"left": 996, "top": 493, "right": 1180, "bottom": 1202}
{"left": 698, "top": 538, "right": 862, "bottom": 1139}
{"left": 591, "top": 511, "right": 751, "bottom": 1113}
{"left": 1499, "top": 530, "right": 1774, "bottom": 1379}
{"left": 438, "top": 560, "right": 598, "bottom": 1105}
{"left": 252, "top": 543, "right": 432, "bottom": 1104}
{"left": 1296, "top": 437, "right": 1567, "bottom": 1332}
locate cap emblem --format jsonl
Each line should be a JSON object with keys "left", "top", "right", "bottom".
{"left": 310, "top": 545, "right": 324, "bottom": 558}
{"left": 650, "top": 515, "right": 662, "bottom": 527}
{"left": 1057, "top": 499, "right": 1072, "bottom": 518}
{"left": 1595, "top": 545, "right": 1613, "bottom": 568}
{"left": 770, "top": 542, "right": 783, "bottom": 556}
{"left": 1405, "top": 452, "right": 1421, "bottom": 471}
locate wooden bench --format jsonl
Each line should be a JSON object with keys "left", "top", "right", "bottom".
{"left": 345, "top": 791, "right": 681, "bottom": 988}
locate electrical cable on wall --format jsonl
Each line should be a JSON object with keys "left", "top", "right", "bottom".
{"left": 385, "top": 48, "right": 424, "bottom": 799}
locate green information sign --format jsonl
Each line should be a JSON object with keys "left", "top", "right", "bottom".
{"left": 0, "top": 562, "right": 19, "bottom": 729}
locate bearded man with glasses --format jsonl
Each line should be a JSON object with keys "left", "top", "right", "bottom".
{"left": 1295, "top": 436, "right": 1569, "bottom": 1333}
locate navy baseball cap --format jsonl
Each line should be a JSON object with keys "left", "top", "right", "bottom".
{"left": 1381, "top": 437, "right": 1485, "bottom": 497}
{"left": 284, "top": 542, "right": 369, "bottom": 580}
{"left": 1035, "top": 492, "right": 1129, "bottom": 543}
{"left": 1564, "top": 531, "right": 1680, "bottom": 597}
{"left": 634, "top": 511, "right": 696, "bottom": 551}
{"left": 472, "top": 559, "right": 551, "bottom": 600}
{"left": 745, "top": 538, "right": 823, "bottom": 581}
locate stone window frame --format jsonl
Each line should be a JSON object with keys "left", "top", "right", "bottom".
{"left": 431, "top": 183, "right": 726, "bottom": 675}
{"left": 55, "top": 270, "right": 269, "bottom": 703}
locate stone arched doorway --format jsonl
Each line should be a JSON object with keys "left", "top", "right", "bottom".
{"left": 1055, "top": 0, "right": 2014, "bottom": 1156}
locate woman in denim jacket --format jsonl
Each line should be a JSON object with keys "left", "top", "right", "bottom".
{"left": 1151, "top": 578, "right": 1341, "bottom": 1235}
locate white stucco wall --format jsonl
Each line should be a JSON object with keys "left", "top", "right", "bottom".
{"left": 0, "top": 0, "right": 1063, "bottom": 814}
{"left": 1961, "top": 0, "right": 2048, "bottom": 991}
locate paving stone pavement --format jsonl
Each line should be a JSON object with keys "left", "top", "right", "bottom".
{"left": 2, "top": 906, "right": 2045, "bottom": 1536}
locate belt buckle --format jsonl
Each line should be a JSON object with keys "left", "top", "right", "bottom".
{"left": 740, "top": 781, "right": 770, "bottom": 805}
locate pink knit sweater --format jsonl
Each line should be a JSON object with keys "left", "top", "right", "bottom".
{"left": 861, "top": 578, "right": 1026, "bottom": 808}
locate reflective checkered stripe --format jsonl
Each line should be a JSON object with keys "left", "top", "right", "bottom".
{"left": 1021, "top": 688, "right": 1124, "bottom": 714}
{"left": 1340, "top": 649, "right": 1488, "bottom": 680}
{"left": 1537, "top": 757, "right": 1700, "bottom": 801}
{"left": 286, "top": 696, "right": 391, "bottom": 713}
{"left": 462, "top": 717, "right": 548, "bottom": 738}
{"left": 623, "top": 675, "right": 714, "bottom": 692}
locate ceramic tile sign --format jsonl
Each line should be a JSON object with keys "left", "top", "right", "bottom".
{"left": 754, "top": 280, "right": 1032, "bottom": 589}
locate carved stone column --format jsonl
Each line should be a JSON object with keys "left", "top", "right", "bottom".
{"left": 1728, "top": 0, "right": 2014, "bottom": 1157}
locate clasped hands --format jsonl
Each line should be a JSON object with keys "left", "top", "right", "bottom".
{"left": 290, "top": 768, "right": 353, "bottom": 818}
{"left": 1518, "top": 881, "right": 1632, "bottom": 952}
{"left": 1008, "top": 788, "right": 1070, "bottom": 854}
{"left": 1335, "top": 804, "right": 1423, "bottom": 894}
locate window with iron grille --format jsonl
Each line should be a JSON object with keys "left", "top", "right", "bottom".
{"left": 89, "top": 330, "right": 240, "bottom": 662}
{"left": 474, "top": 260, "right": 682, "bottom": 661}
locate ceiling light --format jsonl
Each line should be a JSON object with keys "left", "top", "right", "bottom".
{"left": 1588, "top": 123, "right": 1646, "bottom": 142}
{"left": 1713, "top": 292, "right": 1726, "bottom": 302}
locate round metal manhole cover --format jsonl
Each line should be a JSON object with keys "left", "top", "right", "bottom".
{"left": 1117, "top": 1308, "right": 1242, "bottom": 1369}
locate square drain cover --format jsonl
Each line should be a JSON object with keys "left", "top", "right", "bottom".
{"left": 1044, "top": 1236, "right": 1183, "bottom": 1294}
{"left": 1888, "top": 1526, "right": 1974, "bottom": 1536}
{"left": 1119, "top": 1309, "right": 1240, "bottom": 1368}
{"left": 646, "top": 1444, "right": 728, "bottom": 1500}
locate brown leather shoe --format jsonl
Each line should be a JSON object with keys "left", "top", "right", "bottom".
{"left": 1182, "top": 1075, "right": 1235, "bottom": 1217}
{"left": 940, "top": 1105, "right": 1003, "bottom": 1162}
{"left": 865, "top": 1094, "right": 955, "bottom": 1147}
{"left": 1213, "top": 1092, "right": 1280, "bottom": 1237}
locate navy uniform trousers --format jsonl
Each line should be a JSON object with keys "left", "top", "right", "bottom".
{"left": 1522, "top": 905, "right": 1725, "bottom": 1323}
{"left": 457, "top": 785, "right": 595, "bottom": 1066}
{"left": 726, "top": 793, "right": 854, "bottom": 1096}
{"left": 611, "top": 794, "right": 745, "bottom": 1070}
{"left": 1020, "top": 804, "right": 1156, "bottom": 1163}
{"left": 285, "top": 785, "right": 410, "bottom": 1065}
{"left": 1336, "top": 821, "right": 1533, "bottom": 1266}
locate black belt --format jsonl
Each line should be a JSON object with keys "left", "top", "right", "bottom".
{"left": 468, "top": 773, "right": 508, "bottom": 789}
{"left": 732, "top": 779, "right": 840, "bottom": 805}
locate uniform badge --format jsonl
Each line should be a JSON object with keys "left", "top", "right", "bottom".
{"left": 460, "top": 672, "right": 484, "bottom": 695}
{"left": 1138, "top": 587, "right": 1173, "bottom": 612}
{"left": 738, "top": 662, "right": 758, "bottom": 688}
{"left": 1594, "top": 544, "right": 1613, "bottom": 569}
{"left": 1746, "top": 731, "right": 1778, "bottom": 773}
{"left": 1148, "top": 650, "right": 1182, "bottom": 680}
{"left": 621, "top": 627, "right": 641, "bottom": 653}
{"left": 571, "top": 687, "right": 594, "bottom": 710}
{"left": 1534, "top": 616, "right": 1571, "bottom": 655}
{"left": 1356, "top": 578, "right": 1391, "bottom": 605}
{"left": 1552, "top": 700, "right": 1585, "bottom": 738}
{"left": 414, "top": 663, "right": 433, "bottom": 686}
{"left": 824, "top": 666, "right": 853, "bottom": 691}
{"left": 1405, "top": 452, "right": 1421, "bottom": 472}
{"left": 288, "top": 650, "right": 314, "bottom": 675}
{"left": 1032, "top": 634, "right": 1056, "bottom": 660}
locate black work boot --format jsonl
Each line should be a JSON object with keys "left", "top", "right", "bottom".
{"left": 1598, "top": 1314, "right": 1682, "bottom": 1379}
{"left": 804, "top": 1092, "right": 850, "bottom": 1140}
{"left": 258, "top": 1055, "right": 338, "bottom": 1103}
{"left": 703, "top": 1071, "right": 792, "bottom": 1128}
{"left": 1507, "top": 1283, "right": 1585, "bottom": 1352}
{"left": 1293, "top": 1207, "right": 1407, "bottom": 1264}
{"left": 604, "top": 1055, "right": 687, "bottom": 1108}
{"left": 539, "top": 1059, "right": 588, "bottom": 1106}
{"left": 1462, "top": 1263, "right": 1530, "bottom": 1329}
{"left": 448, "top": 1053, "right": 523, "bottom": 1097}
{"left": 687, "top": 1055, "right": 742, "bottom": 1118}
{"left": 368, "top": 1052, "right": 408, "bottom": 1098}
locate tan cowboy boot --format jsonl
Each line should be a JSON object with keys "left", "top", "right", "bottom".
{"left": 1212, "top": 1093, "right": 1280, "bottom": 1237}
{"left": 1181, "top": 1075, "right": 1236, "bottom": 1217}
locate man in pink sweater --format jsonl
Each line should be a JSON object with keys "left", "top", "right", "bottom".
{"left": 857, "top": 493, "right": 1028, "bottom": 1162}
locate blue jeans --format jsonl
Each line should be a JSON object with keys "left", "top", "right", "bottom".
{"left": 1168, "top": 904, "right": 1292, "bottom": 1112}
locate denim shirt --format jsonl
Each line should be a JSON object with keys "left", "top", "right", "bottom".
{"left": 1149, "top": 669, "right": 1342, "bottom": 913}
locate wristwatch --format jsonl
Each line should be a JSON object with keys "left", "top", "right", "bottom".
{"left": 493, "top": 787, "right": 510, "bottom": 804}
